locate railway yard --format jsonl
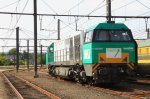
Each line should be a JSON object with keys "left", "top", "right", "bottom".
{"left": 0, "top": 67, "right": 149, "bottom": 99}
{"left": 1, "top": 0, "right": 150, "bottom": 99}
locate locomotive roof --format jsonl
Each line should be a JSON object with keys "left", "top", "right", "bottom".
{"left": 86, "top": 23, "right": 129, "bottom": 31}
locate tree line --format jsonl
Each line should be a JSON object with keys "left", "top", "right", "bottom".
{"left": 0, "top": 48, "right": 46, "bottom": 66}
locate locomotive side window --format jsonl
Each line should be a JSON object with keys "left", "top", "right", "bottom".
{"left": 84, "top": 31, "right": 93, "bottom": 43}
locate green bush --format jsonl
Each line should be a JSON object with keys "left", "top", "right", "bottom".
{"left": 19, "top": 60, "right": 25, "bottom": 65}
{"left": 0, "top": 55, "right": 7, "bottom": 66}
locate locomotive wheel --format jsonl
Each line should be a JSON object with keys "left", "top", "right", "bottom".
{"left": 80, "top": 71, "right": 87, "bottom": 83}
{"left": 48, "top": 65, "right": 55, "bottom": 76}
{"left": 86, "top": 77, "right": 94, "bottom": 85}
{"left": 73, "top": 64, "right": 86, "bottom": 83}
{"left": 126, "top": 69, "right": 136, "bottom": 77}
{"left": 74, "top": 64, "right": 81, "bottom": 83}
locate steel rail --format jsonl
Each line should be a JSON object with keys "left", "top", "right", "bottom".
{"left": 31, "top": 69, "right": 150, "bottom": 99}
{"left": 1, "top": 72, "right": 24, "bottom": 99}
{"left": 127, "top": 77, "right": 150, "bottom": 85}
{"left": 132, "top": 88, "right": 150, "bottom": 95}
{"left": 37, "top": 70, "right": 142, "bottom": 99}
{"left": 13, "top": 73, "right": 61, "bottom": 99}
{"left": 92, "top": 86, "right": 141, "bottom": 99}
{"left": 118, "top": 85, "right": 150, "bottom": 96}
{"left": 136, "top": 79, "right": 150, "bottom": 84}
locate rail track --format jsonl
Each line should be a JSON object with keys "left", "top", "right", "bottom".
{"left": 92, "top": 83, "right": 150, "bottom": 99}
{"left": 136, "top": 79, "right": 150, "bottom": 85}
{"left": 38, "top": 70, "right": 150, "bottom": 99}
{"left": 1, "top": 72, "right": 60, "bottom": 99}
{"left": 127, "top": 77, "right": 150, "bottom": 85}
{"left": 3, "top": 69, "right": 149, "bottom": 99}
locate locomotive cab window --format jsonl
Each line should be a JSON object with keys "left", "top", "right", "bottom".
{"left": 110, "top": 31, "right": 131, "bottom": 41}
{"left": 93, "top": 30, "right": 133, "bottom": 42}
{"left": 84, "top": 31, "right": 93, "bottom": 43}
{"left": 50, "top": 48, "right": 54, "bottom": 52}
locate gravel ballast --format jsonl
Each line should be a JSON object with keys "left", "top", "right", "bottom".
{"left": 9, "top": 70, "right": 126, "bottom": 99}
{"left": 0, "top": 73, "right": 17, "bottom": 99}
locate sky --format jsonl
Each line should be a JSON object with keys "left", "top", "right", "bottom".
{"left": 0, "top": 0, "right": 150, "bottom": 53}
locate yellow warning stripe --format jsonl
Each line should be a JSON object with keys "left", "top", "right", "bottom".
{"left": 92, "top": 63, "right": 100, "bottom": 73}
{"left": 92, "top": 64, "right": 97, "bottom": 69}
{"left": 127, "top": 63, "right": 134, "bottom": 70}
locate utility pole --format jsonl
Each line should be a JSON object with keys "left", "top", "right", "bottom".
{"left": 34, "top": 0, "right": 38, "bottom": 78}
{"left": 106, "top": 0, "right": 111, "bottom": 22}
{"left": 16, "top": 27, "right": 19, "bottom": 72}
{"left": 58, "top": 19, "right": 60, "bottom": 40}
{"left": 27, "top": 40, "right": 29, "bottom": 70}
{"left": 147, "top": 28, "right": 150, "bottom": 39}
{"left": 40, "top": 45, "right": 42, "bottom": 67}
{"left": 145, "top": 19, "right": 150, "bottom": 39}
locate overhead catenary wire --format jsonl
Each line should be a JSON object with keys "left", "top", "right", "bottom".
{"left": 15, "top": 0, "right": 21, "bottom": 20}
{"left": 88, "top": 0, "right": 106, "bottom": 15}
{"left": 0, "top": 15, "right": 14, "bottom": 36}
{"left": 42, "top": 0, "right": 111, "bottom": 34}
{"left": 20, "top": 27, "right": 57, "bottom": 40}
{"left": 0, "top": 0, "right": 20, "bottom": 10}
{"left": 41, "top": 0, "right": 86, "bottom": 33}
{"left": 61, "top": 20, "right": 78, "bottom": 31}
{"left": 4, "top": 0, "right": 29, "bottom": 47}
{"left": 121, "top": 10, "right": 150, "bottom": 23}
{"left": 49, "top": 0, "right": 114, "bottom": 35}
{"left": 41, "top": 0, "right": 58, "bottom": 14}
{"left": 0, "top": 0, "right": 150, "bottom": 51}
{"left": 52, "top": 0, "right": 116, "bottom": 36}
{"left": 0, "top": 11, "right": 150, "bottom": 18}
{"left": 112, "top": 0, "right": 136, "bottom": 12}
{"left": 3, "top": 0, "right": 21, "bottom": 46}
{"left": 62, "top": 0, "right": 86, "bottom": 14}
{"left": 136, "top": 0, "right": 150, "bottom": 9}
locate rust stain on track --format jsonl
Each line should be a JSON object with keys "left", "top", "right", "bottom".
{"left": 92, "top": 86, "right": 142, "bottom": 99}
{"left": 38, "top": 71, "right": 144, "bottom": 99}
{"left": 14, "top": 74, "right": 61, "bottom": 99}
{"left": 2, "top": 72, "right": 61, "bottom": 99}
{"left": 1, "top": 72, "right": 23, "bottom": 99}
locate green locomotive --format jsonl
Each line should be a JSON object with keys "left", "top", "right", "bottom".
{"left": 46, "top": 22, "right": 137, "bottom": 84}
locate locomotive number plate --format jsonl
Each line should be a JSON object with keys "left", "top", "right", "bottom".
{"left": 106, "top": 48, "right": 122, "bottom": 58}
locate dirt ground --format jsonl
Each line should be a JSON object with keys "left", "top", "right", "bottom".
{"left": 9, "top": 70, "right": 126, "bottom": 99}
{"left": 0, "top": 73, "right": 17, "bottom": 99}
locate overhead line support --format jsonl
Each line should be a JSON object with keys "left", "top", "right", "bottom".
{"left": 106, "top": 0, "right": 111, "bottom": 22}
{"left": 27, "top": 40, "right": 29, "bottom": 70}
{"left": 0, "top": 38, "right": 58, "bottom": 40}
{"left": 16, "top": 27, "right": 19, "bottom": 72}
{"left": 0, "top": 11, "right": 150, "bottom": 18}
{"left": 1, "top": 46, "right": 48, "bottom": 47}
{"left": 33, "top": 0, "right": 38, "bottom": 78}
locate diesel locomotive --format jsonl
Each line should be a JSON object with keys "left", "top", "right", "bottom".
{"left": 46, "top": 22, "right": 138, "bottom": 84}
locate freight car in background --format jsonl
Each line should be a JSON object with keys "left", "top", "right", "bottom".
{"left": 46, "top": 22, "right": 138, "bottom": 84}
{"left": 137, "top": 39, "right": 150, "bottom": 76}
